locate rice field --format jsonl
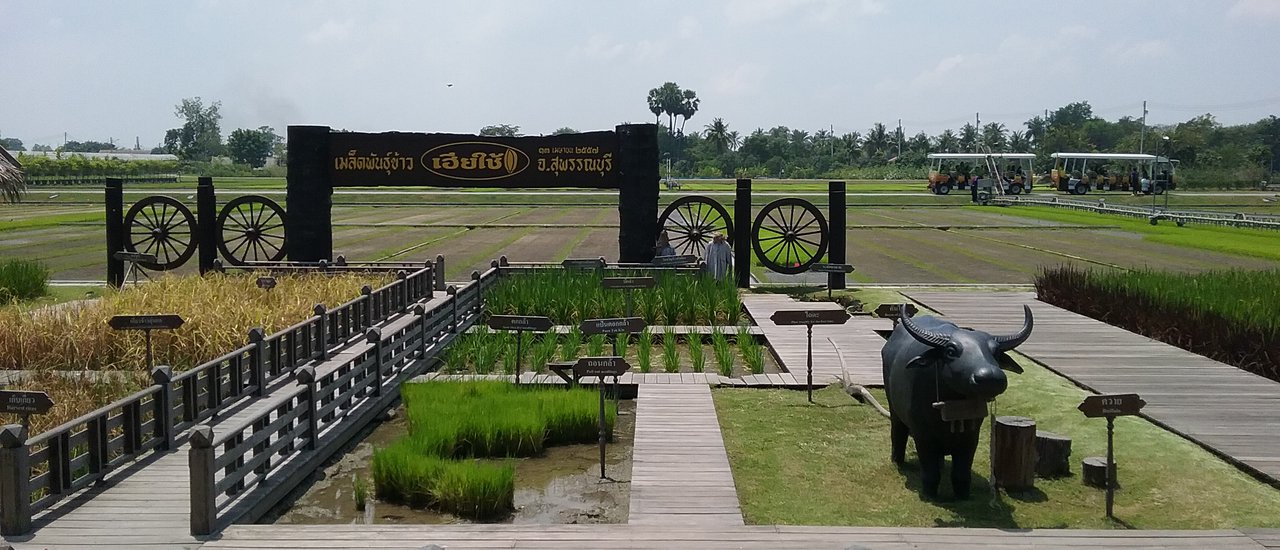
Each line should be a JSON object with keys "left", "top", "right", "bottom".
{"left": 486, "top": 270, "right": 740, "bottom": 326}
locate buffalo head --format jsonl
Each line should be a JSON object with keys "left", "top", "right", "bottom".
{"left": 899, "top": 305, "right": 1033, "bottom": 401}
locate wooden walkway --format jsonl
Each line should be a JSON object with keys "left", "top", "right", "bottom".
{"left": 741, "top": 293, "right": 892, "bottom": 386}
{"left": 628, "top": 385, "right": 744, "bottom": 527}
{"left": 5, "top": 296, "right": 452, "bottom": 550}
{"left": 908, "top": 291, "right": 1280, "bottom": 486}
{"left": 202, "top": 524, "right": 1271, "bottom": 549}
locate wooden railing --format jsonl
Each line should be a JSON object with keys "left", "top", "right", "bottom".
{"left": 188, "top": 268, "right": 494, "bottom": 534}
{"left": 0, "top": 265, "right": 435, "bottom": 536}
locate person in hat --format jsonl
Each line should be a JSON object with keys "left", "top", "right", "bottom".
{"left": 705, "top": 233, "right": 733, "bottom": 280}
{"left": 654, "top": 231, "right": 676, "bottom": 257}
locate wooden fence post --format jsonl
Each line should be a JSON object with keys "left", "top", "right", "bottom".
{"left": 397, "top": 270, "right": 408, "bottom": 311}
{"left": 313, "top": 305, "right": 328, "bottom": 361}
{"left": 414, "top": 303, "right": 428, "bottom": 359}
{"left": 248, "top": 328, "right": 266, "bottom": 396}
{"left": 361, "top": 285, "right": 373, "bottom": 328}
{"left": 423, "top": 261, "right": 433, "bottom": 299}
{"left": 189, "top": 425, "right": 216, "bottom": 536}
{"left": 367, "top": 328, "right": 384, "bottom": 397}
{"left": 295, "top": 366, "right": 319, "bottom": 451}
{"left": 0, "top": 425, "right": 31, "bottom": 536}
{"left": 434, "top": 255, "right": 446, "bottom": 291}
{"left": 472, "top": 271, "right": 482, "bottom": 311}
{"left": 447, "top": 286, "right": 458, "bottom": 333}
{"left": 151, "top": 366, "right": 175, "bottom": 451}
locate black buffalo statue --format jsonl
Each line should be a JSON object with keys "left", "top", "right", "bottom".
{"left": 880, "top": 305, "right": 1033, "bottom": 499}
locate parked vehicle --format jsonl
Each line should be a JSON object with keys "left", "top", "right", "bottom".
{"left": 926, "top": 153, "right": 1036, "bottom": 195}
{"left": 1049, "top": 152, "right": 1178, "bottom": 195}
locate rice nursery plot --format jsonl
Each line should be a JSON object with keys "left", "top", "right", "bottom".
{"left": 440, "top": 328, "right": 779, "bottom": 378}
{"left": 371, "top": 381, "right": 618, "bottom": 520}
{"left": 0, "top": 271, "right": 393, "bottom": 434}
{"left": 486, "top": 271, "right": 741, "bottom": 326}
{"left": 1036, "top": 266, "right": 1280, "bottom": 382}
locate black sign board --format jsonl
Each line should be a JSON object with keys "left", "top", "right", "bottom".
{"left": 108, "top": 314, "right": 185, "bottom": 331}
{"left": 933, "top": 399, "right": 988, "bottom": 422}
{"left": 810, "top": 262, "right": 854, "bottom": 273}
{"left": 487, "top": 315, "right": 554, "bottom": 332}
{"left": 574, "top": 356, "right": 631, "bottom": 378}
{"left": 874, "top": 303, "right": 919, "bottom": 319}
{"left": 770, "top": 309, "right": 851, "bottom": 326}
{"left": 562, "top": 258, "right": 606, "bottom": 269}
{"left": 652, "top": 254, "right": 697, "bottom": 266}
{"left": 113, "top": 251, "right": 159, "bottom": 264}
{"left": 1078, "top": 394, "right": 1147, "bottom": 418}
{"left": 256, "top": 276, "right": 277, "bottom": 290}
{"left": 602, "top": 276, "right": 656, "bottom": 290}
{"left": 580, "top": 317, "right": 646, "bottom": 335}
{"left": 0, "top": 390, "right": 54, "bottom": 415}
{"left": 329, "top": 131, "right": 619, "bottom": 189}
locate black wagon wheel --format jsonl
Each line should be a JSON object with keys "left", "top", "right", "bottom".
{"left": 658, "top": 195, "right": 734, "bottom": 257}
{"left": 751, "top": 198, "right": 829, "bottom": 275}
{"left": 217, "top": 195, "right": 287, "bottom": 266}
{"left": 124, "top": 195, "right": 197, "bottom": 271}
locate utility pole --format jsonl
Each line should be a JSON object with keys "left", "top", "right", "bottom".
{"left": 897, "top": 118, "right": 903, "bottom": 158}
{"left": 1139, "top": 100, "right": 1148, "bottom": 154}
{"left": 976, "top": 112, "right": 981, "bottom": 129}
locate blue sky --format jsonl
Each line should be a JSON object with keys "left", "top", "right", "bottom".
{"left": 2, "top": 0, "right": 1278, "bottom": 149}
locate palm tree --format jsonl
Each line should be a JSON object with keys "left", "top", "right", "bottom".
{"left": 727, "top": 131, "right": 741, "bottom": 151}
{"left": 1008, "top": 131, "right": 1031, "bottom": 153}
{"left": 646, "top": 88, "right": 663, "bottom": 127}
{"left": 958, "top": 123, "right": 979, "bottom": 151}
{"left": 907, "top": 132, "right": 931, "bottom": 155}
{"left": 1024, "top": 116, "right": 1047, "bottom": 146}
{"left": 934, "top": 129, "right": 959, "bottom": 153}
{"left": 704, "top": 118, "right": 731, "bottom": 154}
{"left": 677, "top": 89, "right": 700, "bottom": 134}
{"left": 0, "top": 148, "right": 23, "bottom": 203}
{"left": 863, "top": 123, "right": 892, "bottom": 160}
{"left": 981, "top": 122, "right": 1007, "bottom": 151}
{"left": 838, "top": 132, "right": 862, "bottom": 162}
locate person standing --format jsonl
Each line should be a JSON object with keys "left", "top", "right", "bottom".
{"left": 704, "top": 233, "right": 733, "bottom": 280}
{"left": 1130, "top": 167, "right": 1140, "bottom": 195}
{"left": 654, "top": 231, "right": 675, "bottom": 257}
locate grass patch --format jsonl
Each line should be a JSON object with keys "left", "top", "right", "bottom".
{"left": 713, "top": 357, "right": 1280, "bottom": 529}
{"left": 0, "top": 258, "right": 50, "bottom": 301}
{"left": 372, "top": 381, "right": 612, "bottom": 519}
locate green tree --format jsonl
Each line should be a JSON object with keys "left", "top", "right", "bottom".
{"left": 645, "top": 82, "right": 686, "bottom": 136}
{"left": 31, "top": 144, "right": 52, "bottom": 152}
{"left": 704, "top": 118, "right": 731, "bottom": 154}
{"left": 226, "top": 126, "right": 278, "bottom": 167}
{"left": 551, "top": 127, "right": 578, "bottom": 135}
{"left": 0, "top": 137, "right": 24, "bottom": 151}
{"left": 163, "top": 97, "right": 224, "bottom": 161}
{"left": 958, "top": 123, "right": 978, "bottom": 151}
{"left": 980, "top": 122, "right": 1007, "bottom": 151}
{"left": 934, "top": 130, "right": 958, "bottom": 153}
{"left": 478, "top": 124, "right": 520, "bottom": 137}
{"left": 676, "top": 88, "right": 700, "bottom": 134}
{"left": 863, "top": 123, "right": 892, "bottom": 159}
{"left": 1008, "top": 131, "right": 1031, "bottom": 153}
{"left": 61, "top": 140, "right": 116, "bottom": 153}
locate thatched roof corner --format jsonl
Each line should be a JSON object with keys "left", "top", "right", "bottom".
{"left": 0, "top": 146, "right": 25, "bottom": 203}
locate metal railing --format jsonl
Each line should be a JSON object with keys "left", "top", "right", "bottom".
{"left": 188, "top": 267, "right": 494, "bottom": 534}
{"left": 991, "top": 196, "right": 1280, "bottom": 231}
{"left": 0, "top": 265, "right": 434, "bottom": 536}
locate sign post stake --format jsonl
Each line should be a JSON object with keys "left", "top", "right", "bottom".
{"left": 769, "top": 309, "right": 850, "bottom": 404}
{"left": 625, "top": 288, "right": 633, "bottom": 318}
{"left": 571, "top": 356, "right": 630, "bottom": 479}
{"left": 806, "top": 323, "right": 814, "bottom": 403}
{"left": 1106, "top": 415, "right": 1115, "bottom": 519}
{"left": 515, "top": 329, "right": 524, "bottom": 385}
{"left": 598, "top": 381, "right": 607, "bottom": 478}
{"left": 1078, "top": 393, "right": 1145, "bottom": 521}
{"left": 144, "top": 329, "right": 153, "bottom": 371}
{"left": 487, "top": 316, "right": 554, "bottom": 385}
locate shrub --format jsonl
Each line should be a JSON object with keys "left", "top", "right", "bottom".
{"left": 0, "top": 259, "right": 49, "bottom": 302}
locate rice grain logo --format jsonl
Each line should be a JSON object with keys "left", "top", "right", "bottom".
{"left": 421, "top": 142, "right": 529, "bottom": 181}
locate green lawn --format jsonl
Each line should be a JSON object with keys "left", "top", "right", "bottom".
{"left": 712, "top": 357, "right": 1280, "bottom": 529}
{"left": 984, "top": 206, "right": 1280, "bottom": 261}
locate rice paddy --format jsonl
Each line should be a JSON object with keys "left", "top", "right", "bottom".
{"left": 487, "top": 270, "right": 741, "bottom": 325}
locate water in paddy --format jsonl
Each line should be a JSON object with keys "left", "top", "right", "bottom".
{"left": 268, "top": 399, "right": 635, "bottom": 525}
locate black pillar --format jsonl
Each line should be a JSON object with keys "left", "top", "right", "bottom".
{"left": 734, "top": 178, "right": 752, "bottom": 288}
{"left": 105, "top": 178, "right": 124, "bottom": 288}
{"left": 615, "top": 124, "right": 659, "bottom": 263}
{"left": 828, "top": 181, "right": 847, "bottom": 290}
{"left": 196, "top": 177, "right": 217, "bottom": 273}
{"left": 286, "top": 125, "right": 333, "bottom": 262}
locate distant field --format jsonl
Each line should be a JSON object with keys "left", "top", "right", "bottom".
{"left": 4, "top": 190, "right": 1275, "bottom": 284}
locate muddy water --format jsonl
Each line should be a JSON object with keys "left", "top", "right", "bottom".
{"left": 268, "top": 399, "right": 635, "bottom": 525}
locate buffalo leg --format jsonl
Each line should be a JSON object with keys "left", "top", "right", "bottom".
{"left": 890, "top": 415, "right": 909, "bottom": 465}
{"left": 950, "top": 435, "right": 981, "bottom": 499}
{"left": 917, "top": 441, "right": 944, "bottom": 499}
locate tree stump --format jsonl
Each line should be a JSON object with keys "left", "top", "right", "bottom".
{"left": 1082, "top": 456, "right": 1116, "bottom": 489}
{"left": 1035, "top": 431, "right": 1072, "bottom": 478}
{"left": 991, "top": 416, "right": 1036, "bottom": 490}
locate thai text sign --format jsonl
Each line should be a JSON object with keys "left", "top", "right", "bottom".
{"left": 580, "top": 317, "right": 646, "bottom": 335}
{"left": 602, "top": 277, "right": 656, "bottom": 290}
{"left": 770, "top": 309, "right": 850, "bottom": 326}
{"left": 810, "top": 262, "right": 854, "bottom": 273}
{"left": 652, "top": 255, "right": 697, "bottom": 266}
{"left": 329, "top": 131, "right": 619, "bottom": 188}
{"left": 1078, "top": 394, "right": 1146, "bottom": 418}
{"left": 574, "top": 356, "right": 630, "bottom": 378}
{"left": 108, "top": 314, "right": 185, "bottom": 331}
{"left": 487, "top": 315, "right": 554, "bottom": 332}
{"left": 874, "top": 303, "right": 919, "bottom": 319}
{"left": 0, "top": 391, "right": 54, "bottom": 415}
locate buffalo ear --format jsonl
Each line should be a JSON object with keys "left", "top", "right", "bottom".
{"left": 907, "top": 348, "right": 943, "bottom": 369}
{"left": 996, "top": 352, "right": 1024, "bottom": 374}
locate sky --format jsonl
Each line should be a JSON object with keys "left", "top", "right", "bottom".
{"left": 2, "top": 0, "right": 1279, "bottom": 149}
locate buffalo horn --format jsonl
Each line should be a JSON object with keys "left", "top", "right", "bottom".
{"left": 992, "top": 305, "right": 1034, "bottom": 351}
{"left": 900, "top": 310, "right": 948, "bottom": 348}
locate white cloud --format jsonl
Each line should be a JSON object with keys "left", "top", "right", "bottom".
{"left": 712, "top": 63, "right": 767, "bottom": 95}
{"left": 574, "top": 34, "right": 667, "bottom": 64}
{"left": 724, "top": 0, "right": 883, "bottom": 26}
{"left": 908, "top": 54, "right": 966, "bottom": 88}
{"left": 305, "top": 20, "right": 353, "bottom": 44}
{"left": 1228, "top": 0, "right": 1280, "bottom": 20}
{"left": 1108, "top": 40, "right": 1172, "bottom": 63}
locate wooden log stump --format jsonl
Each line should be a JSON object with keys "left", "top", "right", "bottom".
{"left": 1082, "top": 456, "right": 1116, "bottom": 489}
{"left": 1035, "top": 431, "right": 1072, "bottom": 478}
{"left": 991, "top": 416, "right": 1036, "bottom": 491}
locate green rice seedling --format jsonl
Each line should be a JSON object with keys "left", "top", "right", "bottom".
{"left": 639, "top": 288, "right": 660, "bottom": 324}
{"left": 353, "top": 475, "right": 369, "bottom": 511}
{"left": 587, "top": 333, "right": 606, "bottom": 356}
{"left": 434, "top": 460, "right": 515, "bottom": 519}
{"left": 500, "top": 333, "right": 518, "bottom": 375}
{"left": 531, "top": 334, "right": 558, "bottom": 373}
{"left": 659, "top": 278, "right": 681, "bottom": 325}
{"left": 560, "top": 326, "right": 582, "bottom": 361}
{"left": 614, "top": 331, "right": 630, "bottom": 357}
{"left": 472, "top": 328, "right": 500, "bottom": 375}
{"left": 688, "top": 334, "right": 705, "bottom": 373}
{"left": 700, "top": 283, "right": 722, "bottom": 325}
{"left": 712, "top": 329, "right": 734, "bottom": 377}
{"left": 741, "top": 335, "right": 765, "bottom": 375}
{"left": 0, "top": 259, "right": 49, "bottom": 302}
{"left": 662, "top": 328, "right": 680, "bottom": 373}
{"left": 370, "top": 442, "right": 446, "bottom": 508}
{"left": 637, "top": 329, "right": 653, "bottom": 373}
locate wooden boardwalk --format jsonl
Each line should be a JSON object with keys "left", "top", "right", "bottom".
{"left": 741, "top": 294, "right": 892, "bottom": 386}
{"left": 908, "top": 291, "right": 1280, "bottom": 486}
{"left": 4, "top": 296, "right": 452, "bottom": 550}
{"left": 628, "top": 384, "right": 744, "bottom": 527}
{"left": 202, "top": 524, "right": 1271, "bottom": 549}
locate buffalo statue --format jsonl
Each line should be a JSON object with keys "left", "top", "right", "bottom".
{"left": 880, "top": 305, "right": 1033, "bottom": 499}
